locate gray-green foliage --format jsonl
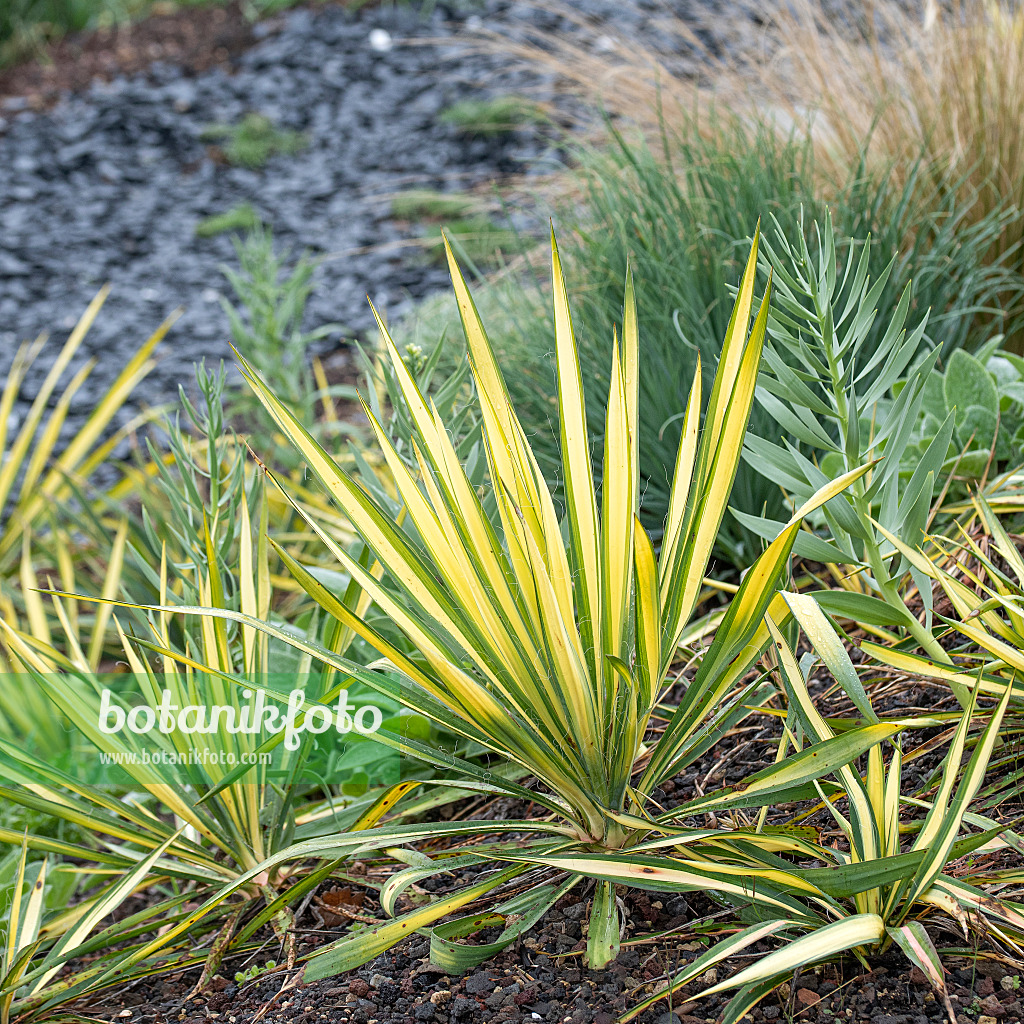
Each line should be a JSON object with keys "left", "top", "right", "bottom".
{"left": 908, "top": 340, "right": 1024, "bottom": 483}
{"left": 140, "top": 361, "right": 251, "bottom": 597}
{"left": 357, "top": 329, "right": 481, "bottom": 470}
{"left": 743, "top": 212, "right": 955, "bottom": 666}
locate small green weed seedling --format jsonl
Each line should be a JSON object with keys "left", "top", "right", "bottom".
{"left": 202, "top": 113, "right": 307, "bottom": 169}
{"left": 196, "top": 202, "right": 263, "bottom": 239}
{"left": 439, "top": 95, "right": 548, "bottom": 136}
{"left": 234, "top": 960, "right": 277, "bottom": 986}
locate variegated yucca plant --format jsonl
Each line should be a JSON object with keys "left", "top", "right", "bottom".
{"left": 145, "top": 225, "right": 883, "bottom": 982}
{"left": 618, "top": 592, "right": 1021, "bottom": 1023}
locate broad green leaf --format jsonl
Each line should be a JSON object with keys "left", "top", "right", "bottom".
{"left": 945, "top": 349, "right": 999, "bottom": 420}
{"left": 785, "top": 591, "right": 878, "bottom": 722}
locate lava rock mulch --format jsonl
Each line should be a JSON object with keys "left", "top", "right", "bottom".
{"left": 79, "top": 677, "right": 1024, "bottom": 1024}
{"left": 86, "top": 913, "right": 1024, "bottom": 1024}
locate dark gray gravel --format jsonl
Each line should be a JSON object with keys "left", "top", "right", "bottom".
{"left": 0, "top": 0, "right": 742, "bottom": 442}
{"left": 0, "top": 1, "right": 563, "bottom": 436}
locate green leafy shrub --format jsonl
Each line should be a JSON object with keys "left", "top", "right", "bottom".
{"left": 905, "top": 339, "right": 1024, "bottom": 484}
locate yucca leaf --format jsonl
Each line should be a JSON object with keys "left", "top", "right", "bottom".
{"left": 720, "top": 977, "right": 793, "bottom": 1024}
{"left": 303, "top": 864, "right": 528, "bottom": 980}
{"left": 886, "top": 921, "right": 957, "bottom": 1022}
{"left": 900, "top": 682, "right": 1013, "bottom": 918}
{"left": 587, "top": 879, "right": 620, "bottom": 969}
{"left": 33, "top": 830, "right": 184, "bottom": 995}
{"left": 619, "top": 920, "right": 795, "bottom": 1022}
{"left": 701, "top": 223, "right": 762, "bottom": 465}
{"left": 767, "top": 616, "right": 881, "bottom": 864}
{"left": 2, "top": 839, "right": 44, "bottom": 988}
{"left": 642, "top": 464, "right": 869, "bottom": 790}
{"left": 784, "top": 591, "right": 878, "bottom": 723}
{"left": 632, "top": 517, "right": 660, "bottom": 710}
{"left": 430, "top": 878, "right": 572, "bottom": 973}
{"left": 659, "top": 358, "right": 701, "bottom": 590}
{"left": 797, "top": 850, "right": 925, "bottom": 898}
{"left": 602, "top": 335, "right": 634, "bottom": 667}
{"left": 668, "top": 723, "right": 900, "bottom": 816}
{"left": 551, "top": 230, "right": 603, "bottom": 686}
{"left": 859, "top": 642, "right": 1014, "bottom": 697}
{"left": 662, "top": 255, "right": 772, "bottom": 644}
{"left": 699, "top": 914, "right": 885, "bottom": 997}
{"left": 483, "top": 851, "right": 817, "bottom": 918}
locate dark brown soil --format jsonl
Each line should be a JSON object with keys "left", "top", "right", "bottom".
{"left": 0, "top": 1, "right": 258, "bottom": 110}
